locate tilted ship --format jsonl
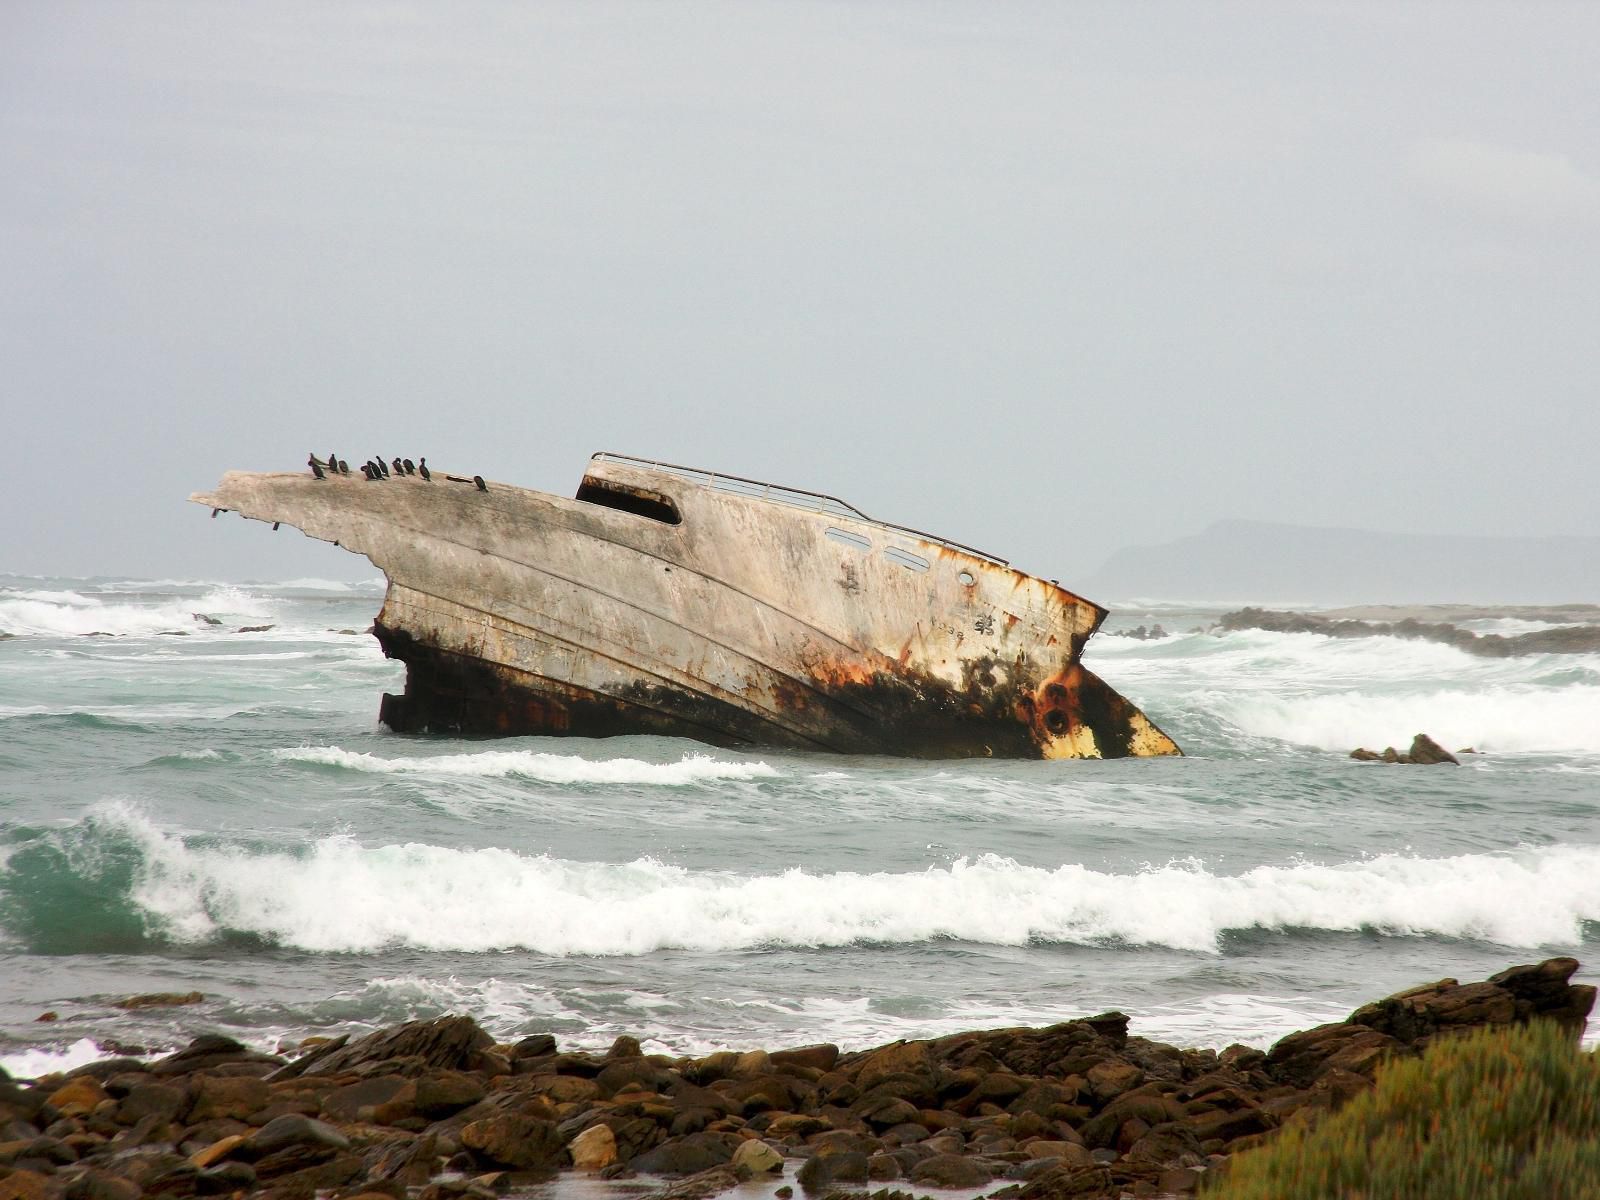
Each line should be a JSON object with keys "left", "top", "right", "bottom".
{"left": 191, "top": 453, "right": 1180, "bottom": 759}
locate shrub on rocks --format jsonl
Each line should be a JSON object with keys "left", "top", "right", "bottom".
{"left": 1209, "top": 1020, "right": 1600, "bottom": 1199}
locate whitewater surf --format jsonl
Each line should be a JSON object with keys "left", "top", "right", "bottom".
{"left": 2, "top": 575, "right": 1597, "bottom": 1076}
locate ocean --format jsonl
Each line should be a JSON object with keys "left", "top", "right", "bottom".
{"left": 2, "top": 574, "right": 1597, "bottom": 1081}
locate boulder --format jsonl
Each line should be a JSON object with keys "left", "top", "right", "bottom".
{"left": 458, "top": 1114, "right": 563, "bottom": 1170}
{"left": 568, "top": 1123, "right": 616, "bottom": 1171}
{"left": 151, "top": 1035, "right": 282, "bottom": 1078}
{"left": 298, "top": 1017, "right": 493, "bottom": 1077}
{"left": 770, "top": 1045, "right": 839, "bottom": 1073}
{"left": 185, "top": 1075, "right": 269, "bottom": 1123}
{"left": 730, "top": 1138, "right": 783, "bottom": 1176}
{"left": 909, "top": 1152, "right": 993, "bottom": 1187}
{"left": 795, "top": 1148, "right": 869, "bottom": 1190}
{"left": 242, "top": 1113, "right": 350, "bottom": 1157}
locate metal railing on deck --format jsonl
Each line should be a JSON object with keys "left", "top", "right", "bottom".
{"left": 590, "top": 451, "right": 1009, "bottom": 566}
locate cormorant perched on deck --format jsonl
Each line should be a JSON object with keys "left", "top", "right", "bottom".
{"left": 418, "top": 457, "right": 431, "bottom": 481}
{"left": 328, "top": 452, "right": 338, "bottom": 472}
{"left": 392, "top": 457, "right": 404, "bottom": 476}
{"left": 403, "top": 458, "right": 415, "bottom": 475}
{"left": 338, "top": 459, "right": 349, "bottom": 474}
{"left": 474, "top": 475, "right": 487, "bottom": 492}
{"left": 360, "top": 463, "right": 373, "bottom": 479}
{"left": 308, "top": 455, "right": 326, "bottom": 480}
{"left": 376, "top": 458, "right": 390, "bottom": 478}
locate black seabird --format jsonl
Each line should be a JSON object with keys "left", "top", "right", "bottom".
{"left": 403, "top": 458, "right": 415, "bottom": 475}
{"left": 338, "top": 459, "right": 349, "bottom": 474}
{"left": 377, "top": 458, "right": 390, "bottom": 478}
{"left": 418, "top": 458, "right": 431, "bottom": 481}
{"left": 474, "top": 475, "right": 487, "bottom": 492}
{"left": 392, "top": 457, "right": 404, "bottom": 476}
{"left": 328, "top": 452, "right": 338, "bottom": 471}
{"left": 308, "top": 454, "right": 326, "bottom": 480}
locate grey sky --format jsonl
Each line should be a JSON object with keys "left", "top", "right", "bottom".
{"left": 3, "top": 2, "right": 1597, "bottom": 587}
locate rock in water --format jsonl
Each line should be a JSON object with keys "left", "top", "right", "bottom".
{"left": 1407, "top": 733, "right": 1460, "bottom": 765}
{"left": 297, "top": 1015, "right": 493, "bottom": 1076}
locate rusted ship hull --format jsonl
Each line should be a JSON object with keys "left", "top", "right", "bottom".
{"left": 191, "top": 455, "right": 1180, "bottom": 760}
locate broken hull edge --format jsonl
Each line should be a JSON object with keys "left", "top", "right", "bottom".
{"left": 372, "top": 619, "right": 1182, "bottom": 761}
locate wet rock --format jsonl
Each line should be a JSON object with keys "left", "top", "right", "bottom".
{"left": 730, "top": 1138, "right": 783, "bottom": 1176}
{"left": 866, "top": 1151, "right": 901, "bottom": 1180}
{"left": 655, "top": 1164, "right": 740, "bottom": 1200}
{"left": 770, "top": 1045, "right": 839, "bottom": 1074}
{"left": 363, "top": 1132, "right": 438, "bottom": 1186}
{"left": 318, "top": 1077, "right": 407, "bottom": 1124}
{"left": 195, "top": 1161, "right": 256, "bottom": 1194}
{"left": 606, "top": 1036, "right": 641, "bottom": 1060}
{"left": 1123, "top": 1122, "right": 1204, "bottom": 1166}
{"left": 0, "top": 1169, "right": 56, "bottom": 1200}
{"left": 185, "top": 1077, "right": 270, "bottom": 1124}
{"left": 411, "top": 1072, "right": 486, "bottom": 1119}
{"left": 509, "top": 1035, "right": 555, "bottom": 1061}
{"left": 117, "top": 1085, "right": 184, "bottom": 1127}
{"left": 151, "top": 1035, "right": 281, "bottom": 1078}
{"left": 114, "top": 994, "right": 205, "bottom": 1011}
{"left": 298, "top": 1018, "right": 492, "bottom": 1078}
{"left": 243, "top": 1114, "right": 350, "bottom": 1158}
{"left": 63, "top": 1169, "right": 143, "bottom": 1200}
{"left": 48, "top": 1078, "right": 108, "bottom": 1116}
{"left": 851, "top": 1043, "right": 932, "bottom": 1093}
{"left": 795, "top": 1149, "right": 869, "bottom": 1191}
{"left": 457, "top": 1114, "right": 562, "bottom": 1170}
{"left": 1024, "top": 1141, "right": 1094, "bottom": 1169}
{"left": 568, "top": 1124, "right": 616, "bottom": 1171}
{"left": 189, "top": 1134, "right": 248, "bottom": 1168}
{"left": 1406, "top": 734, "right": 1459, "bottom": 765}
{"left": 629, "top": 1135, "right": 732, "bottom": 1176}
{"left": 909, "top": 1152, "right": 992, "bottom": 1187}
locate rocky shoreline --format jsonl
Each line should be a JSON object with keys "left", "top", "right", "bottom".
{"left": 2, "top": 960, "right": 1593, "bottom": 1200}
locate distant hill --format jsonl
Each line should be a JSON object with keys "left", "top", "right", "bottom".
{"left": 1079, "top": 520, "right": 1600, "bottom": 606}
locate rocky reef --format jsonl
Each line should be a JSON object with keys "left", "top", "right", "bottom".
{"left": 1, "top": 959, "right": 1592, "bottom": 1200}
{"left": 1217, "top": 607, "right": 1600, "bottom": 657}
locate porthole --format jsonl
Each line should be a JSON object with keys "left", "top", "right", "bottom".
{"left": 957, "top": 570, "right": 976, "bottom": 586}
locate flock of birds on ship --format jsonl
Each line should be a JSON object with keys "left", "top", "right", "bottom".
{"left": 307, "top": 453, "right": 486, "bottom": 491}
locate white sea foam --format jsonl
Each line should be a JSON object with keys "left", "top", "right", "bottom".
{"left": 0, "top": 1037, "right": 108, "bottom": 1081}
{"left": 0, "top": 586, "right": 274, "bottom": 638}
{"left": 272, "top": 746, "right": 778, "bottom": 785}
{"left": 1219, "top": 683, "right": 1600, "bottom": 755}
{"left": 90, "top": 806, "right": 1600, "bottom": 954}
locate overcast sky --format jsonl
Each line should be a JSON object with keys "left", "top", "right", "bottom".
{"left": 3, "top": 2, "right": 1597, "bottom": 585}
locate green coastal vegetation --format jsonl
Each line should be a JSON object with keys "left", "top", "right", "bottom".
{"left": 1209, "top": 1020, "right": 1600, "bottom": 1199}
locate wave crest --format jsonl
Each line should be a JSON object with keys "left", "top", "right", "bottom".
{"left": 272, "top": 746, "right": 777, "bottom": 785}
{"left": 5, "top": 805, "right": 1595, "bottom": 956}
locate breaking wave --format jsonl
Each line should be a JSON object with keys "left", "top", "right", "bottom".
{"left": 272, "top": 746, "right": 777, "bottom": 785}
{"left": 1215, "top": 683, "right": 1600, "bottom": 755}
{"left": 0, "top": 586, "right": 271, "bottom": 638}
{"left": 5, "top": 804, "right": 1596, "bottom": 956}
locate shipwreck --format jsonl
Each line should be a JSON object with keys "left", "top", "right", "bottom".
{"left": 191, "top": 453, "right": 1180, "bottom": 759}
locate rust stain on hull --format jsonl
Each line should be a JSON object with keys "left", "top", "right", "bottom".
{"left": 190, "top": 453, "right": 1181, "bottom": 760}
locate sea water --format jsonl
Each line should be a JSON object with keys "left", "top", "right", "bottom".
{"left": 2, "top": 575, "right": 1598, "bottom": 1079}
